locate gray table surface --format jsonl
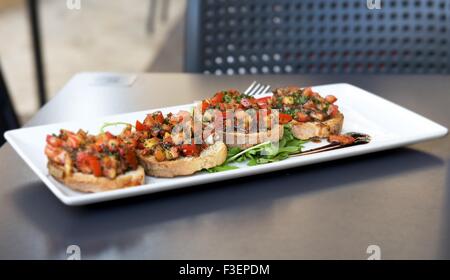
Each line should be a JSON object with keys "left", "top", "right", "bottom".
{"left": 0, "top": 73, "right": 449, "bottom": 259}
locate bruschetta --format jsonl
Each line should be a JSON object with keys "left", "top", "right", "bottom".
{"left": 269, "top": 87, "right": 343, "bottom": 140}
{"left": 201, "top": 90, "right": 284, "bottom": 148}
{"left": 44, "top": 84, "right": 347, "bottom": 191}
{"left": 45, "top": 129, "right": 144, "bottom": 192}
{"left": 130, "top": 111, "right": 227, "bottom": 177}
{"left": 137, "top": 141, "right": 227, "bottom": 177}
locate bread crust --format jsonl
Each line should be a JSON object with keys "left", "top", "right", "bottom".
{"left": 48, "top": 162, "right": 145, "bottom": 193}
{"left": 137, "top": 141, "right": 227, "bottom": 177}
{"left": 216, "top": 125, "right": 284, "bottom": 149}
{"left": 290, "top": 113, "right": 344, "bottom": 140}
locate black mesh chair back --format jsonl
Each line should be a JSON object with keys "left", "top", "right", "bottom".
{"left": 185, "top": 0, "right": 450, "bottom": 74}
{"left": 0, "top": 65, "right": 20, "bottom": 145}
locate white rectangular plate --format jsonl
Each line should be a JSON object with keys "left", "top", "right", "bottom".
{"left": 5, "top": 83, "right": 448, "bottom": 206}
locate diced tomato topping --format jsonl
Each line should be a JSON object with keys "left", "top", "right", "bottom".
{"left": 45, "top": 145, "right": 65, "bottom": 164}
{"left": 325, "top": 95, "right": 337, "bottom": 104}
{"left": 181, "top": 144, "right": 200, "bottom": 157}
{"left": 296, "top": 112, "right": 311, "bottom": 122}
{"left": 153, "top": 111, "right": 164, "bottom": 124}
{"left": 67, "top": 133, "right": 81, "bottom": 149}
{"left": 135, "top": 120, "right": 146, "bottom": 131}
{"left": 124, "top": 150, "right": 138, "bottom": 169}
{"left": 256, "top": 96, "right": 271, "bottom": 103}
{"left": 169, "top": 114, "right": 183, "bottom": 125}
{"left": 257, "top": 103, "right": 268, "bottom": 109}
{"left": 144, "top": 112, "right": 164, "bottom": 126}
{"left": 256, "top": 96, "right": 271, "bottom": 109}
{"left": 94, "top": 132, "right": 114, "bottom": 150}
{"left": 202, "top": 100, "right": 209, "bottom": 112}
{"left": 279, "top": 113, "right": 293, "bottom": 124}
{"left": 328, "top": 104, "right": 339, "bottom": 117}
{"left": 240, "top": 98, "right": 251, "bottom": 108}
{"left": 46, "top": 135, "right": 63, "bottom": 147}
{"left": 154, "top": 148, "right": 166, "bottom": 161}
{"left": 124, "top": 138, "right": 137, "bottom": 149}
{"left": 211, "top": 92, "right": 224, "bottom": 105}
{"left": 104, "top": 132, "right": 114, "bottom": 140}
{"left": 143, "top": 114, "right": 155, "bottom": 126}
{"left": 107, "top": 139, "right": 120, "bottom": 151}
{"left": 89, "top": 158, "right": 102, "bottom": 177}
{"left": 303, "top": 100, "right": 316, "bottom": 110}
{"left": 76, "top": 153, "right": 102, "bottom": 177}
{"left": 303, "top": 87, "right": 314, "bottom": 97}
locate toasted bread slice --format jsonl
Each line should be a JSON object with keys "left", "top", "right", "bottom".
{"left": 48, "top": 162, "right": 145, "bottom": 193}
{"left": 291, "top": 113, "right": 344, "bottom": 140}
{"left": 138, "top": 141, "right": 227, "bottom": 178}
{"left": 216, "top": 124, "right": 284, "bottom": 149}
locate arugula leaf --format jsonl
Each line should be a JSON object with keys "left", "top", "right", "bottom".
{"left": 226, "top": 147, "right": 241, "bottom": 159}
{"left": 226, "top": 141, "right": 271, "bottom": 163}
{"left": 205, "top": 164, "right": 239, "bottom": 173}
{"left": 205, "top": 125, "right": 309, "bottom": 173}
{"left": 277, "top": 146, "right": 301, "bottom": 153}
{"left": 225, "top": 125, "right": 308, "bottom": 166}
{"left": 286, "top": 139, "right": 304, "bottom": 147}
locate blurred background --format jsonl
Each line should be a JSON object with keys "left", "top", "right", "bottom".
{"left": 1, "top": 0, "right": 449, "bottom": 128}
{"left": 0, "top": 0, "right": 187, "bottom": 122}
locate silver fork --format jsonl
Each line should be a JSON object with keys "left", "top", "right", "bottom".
{"left": 243, "top": 81, "right": 271, "bottom": 96}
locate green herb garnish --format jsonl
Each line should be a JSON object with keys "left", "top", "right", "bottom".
{"left": 297, "top": 95, "right": 308, "bottom": 105}
{"left": 100, "top": 122, "right": 134, "bottom": 133}
{"left": 205, "top": 164, "right": 240, "bottom": 173}
{"left": 208, "top": 125, "right": 308, "bottom": 173}
{"left": 223, "top": 94, "right": 232, "bottom": 103}
{"left": 229, "top": 126, "right": 307, "bottom": 164}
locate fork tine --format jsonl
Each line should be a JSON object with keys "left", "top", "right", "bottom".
{"left": 254, "top": 84, "right": 266, "bottom": 96}
{"left": 248, "top": 83, "right": 262, "bottom": 96}
{"left": 244, "top": 81, "right": 257, "bottom": 95}
{"left": 257, "top": 85, "right": 271, "bottom": 96}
